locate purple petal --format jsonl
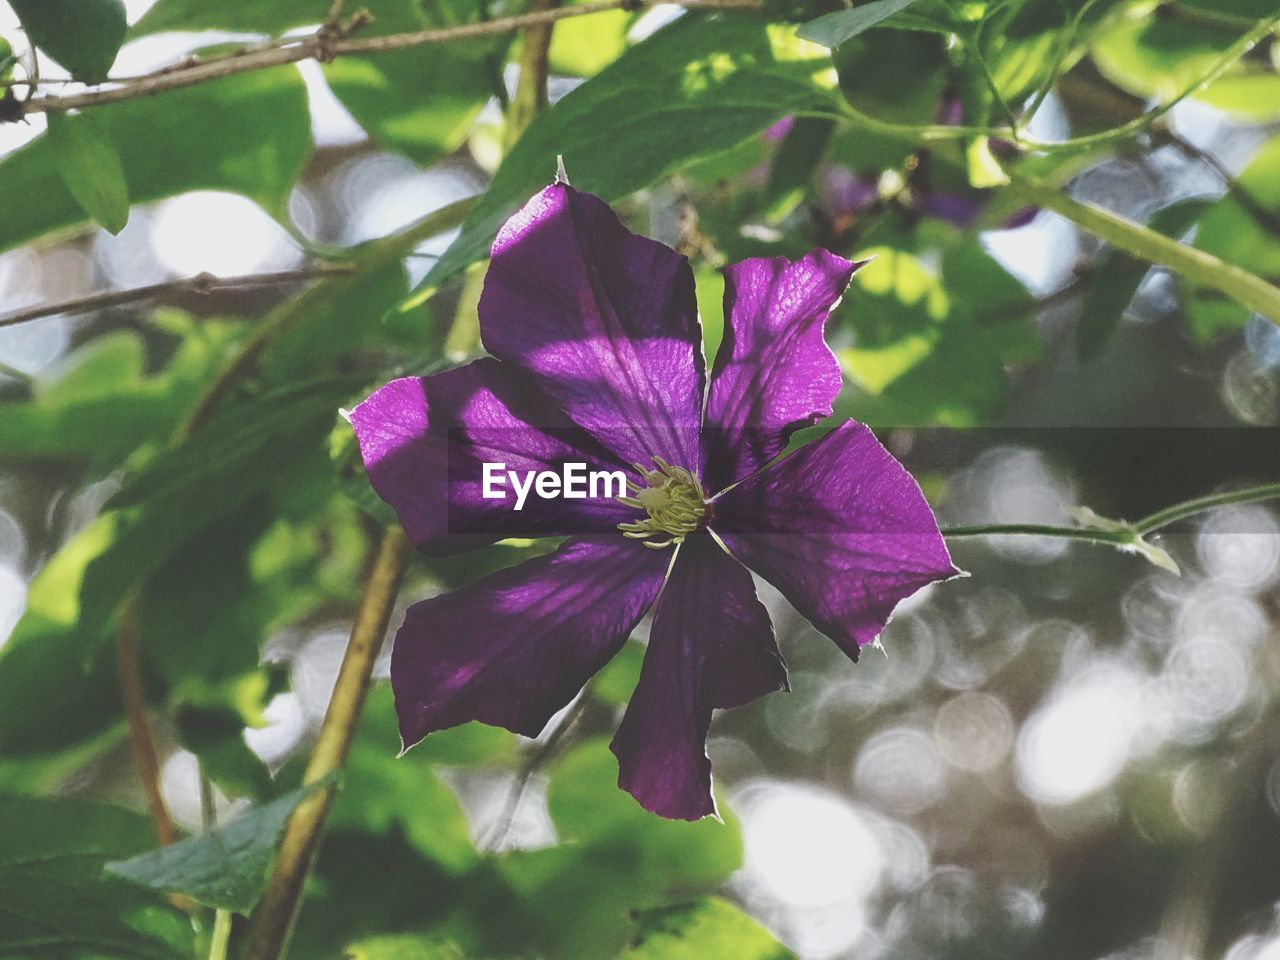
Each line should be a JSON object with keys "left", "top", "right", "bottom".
{"left": 711, "top": 421, "right": 958, "bottom": 659}
{"left": 350, "top": 359, "right": 632, "bottom": 556}
{"left": 702, "top": 252, "right": 860, "bottom": 493}
{"left": 610, "top": 535, "right": 786, "bottom": 820}
{"left": 393, "top": 537, "right": 668, "bottom": 747}
{"left": 478, "top": 184, "right": 704, "bottom": 471}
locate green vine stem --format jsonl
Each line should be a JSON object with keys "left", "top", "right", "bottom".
{"left": 243, "top": 527, "right": 412, "bottom": 960}
{"left": 1009, "top": 176, "right": 1280, "bottom": 325}
{"left": 943, "top": 482, "right": 1280, "bottom": 551}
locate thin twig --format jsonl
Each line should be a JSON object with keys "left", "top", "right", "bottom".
{"left": 504, "top": 0, "right": 560, "bottom": 151}
{"left": 15, "top": 0, "right": 761, "bottom": 118}
{"left": 244, "top": 527, "right": 411, "bottom": 960}
{"left": 484, "top": 694, "right": 590, "bottom": 853}
{"left": 0, "top": 265, "right": 355, "bottom": 330}
{"left": 116, "top": 590, "right": 177, "bottom": 847}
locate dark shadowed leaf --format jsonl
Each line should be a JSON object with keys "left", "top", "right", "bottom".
{"left": 0, "top": 794, "right": 192, "bottom": 958}
{"left": 8, "top": 0, "right": 126, "bottom": 82}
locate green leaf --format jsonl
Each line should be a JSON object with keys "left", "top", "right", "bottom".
{"left": 590, "top": 639, "right": 645, "bottom": 706}
{"left": 131, "top": 0, "right": 344, "bottom": 36}
{"left": 1090, "top": 12, "right": 1267, "bottom": 111}
{"left": 545, "top": 738, "right": 742, "bottom": 884}
{"left": 0, "top": 376, "right": 360, "bottom": 758}
{"left": 0, "top": 66, "right": 309, "bottom": 253}
{"left": 1077, "top": 198, "right": 1211, "bottom": 360}
{"left": 833, "top": 28, "right": 948, "bottom": 125}
{"left": 622, "top": 899, "right": 795, "bottom": 960}
{"left": 494, "top": 738, "right": 745, "bottom": 959}
{"left": 764, "top": 116, "right": 835, "bottom": 222}
{"left": 0, "top": 319, "right": 241, "bottom": 466}
{"left": 106, "top": 783, "right": 323, "bottom": 913}
{"left": 548, "top": 5, "right": 633, "bottom": 76}
{"left": 8, "top": 0, "right": 126, "bottom": 82}
{"left": 411, "top": 14, "right": 836, "bottom": 298}
{"left": 836, "top": 246, "right": 1009, "bottom": 426}
{"left": 0, "top": 794, "right": 192, "bottom": 959}
{"left": 797, "top": 0, "right": 921, "bottom": 48}
{"left": 1189, "top": 135, "right": 1280, "bottom": 339}
{"left": 47, "top": 111, "right": 131, "bottom": 234}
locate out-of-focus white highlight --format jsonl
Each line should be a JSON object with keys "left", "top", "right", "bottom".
{"left": 737, "top": 781, "right": 883, "bottom": 908}
{"left": 1017, "top": 666, "right": 1145, "bottom": 805}
{"left": 854, "top": 726, "right": 946, "bottom": 815}
{"left": 149, "top": 191, "right": 301, "bottom": 276}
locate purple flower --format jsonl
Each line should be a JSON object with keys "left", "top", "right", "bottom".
{"left": 351, "top": 184, "right": 957, "bottom": 820}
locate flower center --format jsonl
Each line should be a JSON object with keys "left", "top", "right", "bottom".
{"left": 616, "top": 456, "right": 708, "bottom": 550}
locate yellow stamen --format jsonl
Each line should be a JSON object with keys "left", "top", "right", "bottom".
{"left": 616, "top": 457, "right": 708, "bottom": 549}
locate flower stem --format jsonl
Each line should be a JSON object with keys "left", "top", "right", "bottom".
{"left": 243, "top": 527, "right": 411, "bottom": 960}
{"left": 1009, "top": 175, "right": 1280, "bottom": 326}
{"left": 1132, "top": 482, "right": 1280, "bottom": 535}
{"left": 942, "top": 482, "right": 1280, "bottom": 547}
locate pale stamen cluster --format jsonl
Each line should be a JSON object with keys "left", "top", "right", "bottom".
{"left": 617, "top": 456, "right": 708, "bottom": 549}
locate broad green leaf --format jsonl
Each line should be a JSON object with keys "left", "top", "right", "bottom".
{"left": 838, "top": 247, "right": 952, "bottom": 394}
{"left": 0, "top": 794, "right": 192, "bottom": 959}
{"left": 346, "top": 934, "right": 465, "bottom": 960}
{"left": 0, "top": 66, "right": 309, "bottom": 253}
{"left": 833, "top": 29, "right": 948, "bottom": 125}
{"left": 836, "top": 247, "right": 1009, "bottom": 426}
{"left": 0, "top": 514, "right": 123, "bottom": 757}
{"left": 329, "top": 685, "right": 484, "bottom": 874}
{"left": 47, "top": 111, "right": 130, "bottom": 234}
{"left": 8, "top": 0, "right": 126, "bottom": 82}
{"left": 1077, "top": 198, "right": 1211, "bottom": 360}
{"left": 132, "top": 0, "right": 499, "bottom": 166}
{"left": 132, "top": 0, "right": 340, "bottom": 36}
{"left": 1091, "top": 14, "right": 1255, "bottom": 106}
{"left": 548, "top": 5, "right": 633, "bottom": 76}
{"left": 1198, "top": 72, "right": 1280, "bottom": 120}
{"left": 0, "top": 320, "right": 240, "bottom": 466}
{"left": 797, "top": 0, "right": 921, "bottom": 48}
{"left": 321, "top": 0, "right": 505, "bottom": 167}
{"left": 412, "top": 14, "right": 836, "bottom": 296}
{"left": 106, "top": 783, "right": 322, "bottom": 913}
{"left": 622, "top": 899, "right": 795, "bottom": 960}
